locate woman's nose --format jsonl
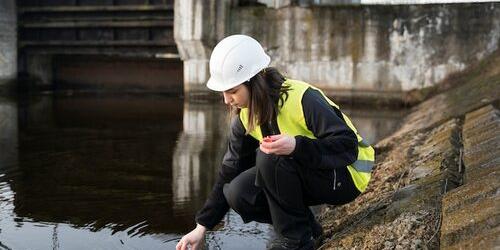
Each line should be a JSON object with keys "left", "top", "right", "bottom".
{"left": 223, "top": 92, "right": 231, "bottom": 105}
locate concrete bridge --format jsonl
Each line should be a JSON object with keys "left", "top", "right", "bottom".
{"left": 1, "top": 0, "right": 500, "bottom": 102}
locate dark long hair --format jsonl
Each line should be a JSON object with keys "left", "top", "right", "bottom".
{"left": 233, "top": 67, "right": 290, "bottom": 134}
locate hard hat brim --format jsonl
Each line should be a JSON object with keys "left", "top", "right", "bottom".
{"left": 206, "top": 54, "right": 271, "bottom": 92}
{"left": 206, "top": 76, "right": 242, "bottom": 92}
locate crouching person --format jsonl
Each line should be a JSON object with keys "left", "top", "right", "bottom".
{"left": 176, "top": 35, "right": 374, "bottom": 250}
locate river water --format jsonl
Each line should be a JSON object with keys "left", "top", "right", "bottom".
{"left": 0, "top": 94, "right": 405, "bottom": 250}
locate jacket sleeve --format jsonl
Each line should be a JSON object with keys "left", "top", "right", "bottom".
{"left": 195, "top": 116, "right": 259, "bottom": 229}
{"left": 291, "top": 88, "right": 358, "bottom": 169}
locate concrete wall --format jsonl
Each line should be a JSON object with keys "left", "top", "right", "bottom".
{"left": 53, "top": 55, "right": 183, "bottom": 93}
{"left": 0, "top": 0, "right": 16, "bottom": 87}
{"left": 176, "top": 2, "right": 500, "bottom": 99}
{"left": 232, "top": 3, "right": 500, "bottom": 93}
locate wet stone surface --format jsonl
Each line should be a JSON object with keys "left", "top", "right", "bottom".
{"left": 440, "top": 104, "right": 500, "bottom": 249}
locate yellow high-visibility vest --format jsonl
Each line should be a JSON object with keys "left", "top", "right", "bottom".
{"left": 240, "top": 79, "right": 375, "bottom": 192}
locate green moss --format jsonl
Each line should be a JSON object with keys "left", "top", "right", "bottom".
{"left": 248, "top": 6, "right": 267, "bottom": 18}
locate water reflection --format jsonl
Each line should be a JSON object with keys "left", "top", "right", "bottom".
{"left": 0, "top": 97, "right": 18, "bottom": 171}
{"left": 0, "top": 94, "right": 405, "bottom": 249}
{"left": 21, "top": 96, "right": 187, "bottom": 231}
{"left": 172, "top": 101, "right": 228, "bottom": 213}
{"left": 171, "top": 101, "right": 273, "bottom": 249}
{"left": 0, "top": 97, "right": 18, "bottom": 247}
{"left": 1, "top": 95, "right": 188, "bottom": 249}
{"left": 342, "top": 106, "right": 406, "bottom": 145}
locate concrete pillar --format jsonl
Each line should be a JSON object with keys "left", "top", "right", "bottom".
{"left": 0, "top": 0, "right": 17, "bottom": 90}
{"left": 174, "top": 0, "right": 231, "bottom": 96}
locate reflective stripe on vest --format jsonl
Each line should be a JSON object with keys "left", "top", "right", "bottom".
{"left": 240, "top": 79, "right": 375, "bottom": 192}
{"left": 352, "top": 160, "right": 373, "bottom": 173}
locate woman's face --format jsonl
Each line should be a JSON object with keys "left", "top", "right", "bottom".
{"left": 222, "top": 84, "right": 250, "bottom": 109}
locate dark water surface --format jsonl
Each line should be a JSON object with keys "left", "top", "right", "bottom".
{"left": 0, "top": 94, "right": 405, "bottom": 250}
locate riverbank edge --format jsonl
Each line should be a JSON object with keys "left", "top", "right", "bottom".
{"left": 316, "top": 50, "right": 499, "bottom": 249}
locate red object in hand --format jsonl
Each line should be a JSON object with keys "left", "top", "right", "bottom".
{"left": 263, "top": 136, "right": 274, "bottom": 143}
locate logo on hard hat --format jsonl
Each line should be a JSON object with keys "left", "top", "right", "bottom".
{"left": 237, "top": 64, "right": 244, "bottom": 72}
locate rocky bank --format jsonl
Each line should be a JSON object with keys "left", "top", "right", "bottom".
{"left": 318, "top": 49, "right": 500, "bottom": 249}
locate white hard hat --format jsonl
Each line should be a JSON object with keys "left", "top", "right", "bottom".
{"left": 206, "top": 34, "right": 271, "bottom": 92}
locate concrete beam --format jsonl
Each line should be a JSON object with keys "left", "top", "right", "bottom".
{"left": 18, "top": 5, "right": 173, "bottom": 12}
{"left": 257, "top": 0, "right": 293, "bottom": 8}
{"left": 262, "top": 0, "right": 498, "bottom": 6}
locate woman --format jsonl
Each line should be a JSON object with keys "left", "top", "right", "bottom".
{"left": 176, "top": 35, "right": 374, "bottom": 250}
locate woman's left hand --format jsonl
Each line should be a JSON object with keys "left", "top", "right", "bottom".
{"left": 260, "top": 134, "right": 296, "bottom": 155}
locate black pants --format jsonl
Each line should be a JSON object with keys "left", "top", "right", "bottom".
{"left": 223, "top": 150, "right": 360, "bottom": 243}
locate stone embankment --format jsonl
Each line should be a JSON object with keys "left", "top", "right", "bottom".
{"left": 318, "top": 50, "right": 500, "bottom": 249}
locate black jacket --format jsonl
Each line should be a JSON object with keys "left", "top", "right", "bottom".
{"left": 195, "top": 88, "right": 358, "bottom": 229}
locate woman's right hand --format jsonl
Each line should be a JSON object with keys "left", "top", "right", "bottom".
{"left": 176, "top": 223, "right": 207, "bottom": 250}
